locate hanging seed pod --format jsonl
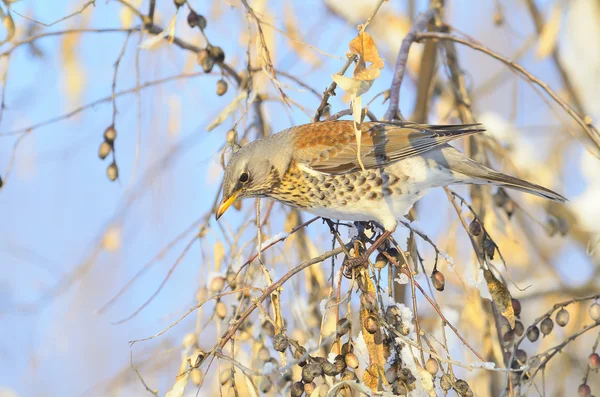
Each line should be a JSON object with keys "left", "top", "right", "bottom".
{"left": 578, "top": 384, "right": 591, "bottom": 397}
{"left": 468, "top": 219, "right": 482, "bottom": 236}
{"left": 197, "top": 49, "right": 214, "bottom": 73}
{"left": 341, "top": 369, "right": 357, "bottom": 381}
{"left": 512, "top": 299, "right": 522, "bottom": 317}
{"left": 589, "top": 353, "right": 600, "bottom": 369}
{"left": 341, "top": 342, "right": 353, "bottom": 355}
{"left": 190, "top": 368, "right": 204, "bottom": 386}
{"left": 302, "top": 363, "right": 323, "bottom": 383}
{"left": 272, "top": 333, "right": 288, "bottom": 352}
{"left": 98, "top": 141, "right": 112, "bottom": 160}
{"left": 425, "top": 357, "right": 438, "bottom": 375}
{"left": 527, "top": 326, "right": 540, "bottom": 342}
{"left": 173, "top": 0, "right": 185, "bottom": 8}
{"left": 209, "top": 46, "right": 225, "bottom": 63}
{"left": 364, "top": 315, "right": 378, "bottom": 334}
{"left": 455, "top": 379, "right": 473, "bottom": 397}
{"left": 106, "top": 162, "right": 118, "bottom": 181}
{"left": 336, "top": 318, "right": 351, "bottom": 337}
{"left": 556, "top": 308, "right": 570, "bottom": 327}
{"left": 293, "top": 346, "right": 307, "bottom": 366}
{"left": 104, "top": 125, "right": 117, "bottom": 143}
{"left": 483, "top": 237, "right": 495, "bottom": 259}
{"left": 290, "top": 381, "right": 304, "bottom": 397}
{"left": 514, "top": 321, "right": 525, "bottom": 337}
{"left": 515, "top": 349, "right": 527, "bottom": 364}
{"left": 374, "top": 252, "right": 388, "bottom": 269}
{"left": 215, "top": 301, "right": 227, "bottom": 319}
{"left": 440, "top": 374, "right": 453, "bottom": 392}
{"left": 385, "top": 366, "right": 397, "bottom": 383}
{"left": 210, "top": 276, "right": 225, "bottom": 293}
{"left": 322, "top": 360, "right": 338, "bottom": 376}
{"left": 187, "top": 10, "right": 199, "bottom": 27}
{"left": 431, "top": 270, "right": 445, "bottom": 291}
{"left": 540, "top": 317, "right": 554, "bottom": 336}
{"left": 304, "top": 382, "right": 316, "bottom": 395}
{"left": 216, "top": 79, "right": 228, "bottom": 96}
{"left": 589, "top": 303, "right": 600, "bottom": 321}
{"left": 386, "top": 247, "right": 401, "bottom": 263}
{"left": 345, "top": 352, "right": 359, "bottom": 369}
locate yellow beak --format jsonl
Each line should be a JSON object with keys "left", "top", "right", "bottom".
{"left": 215, "top": 191, "right": 240, "bottom": 220}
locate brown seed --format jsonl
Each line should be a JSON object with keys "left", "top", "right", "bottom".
{"left": 374, "top": 252, "right": 388, "bottom": 269}
{"left": 341, "top": 342, "right": 353, "bottom": 355}
{"left": 556, "top": 308, "right": 570, "bottom": 327}
{"left": 290, "top": 381, "right": 304, "bottom": 397}
{"left": 304, "top": 382, "right": 316, "bottom": 395}
{"left": 579, "top": 384, "right": 591, "bottom": 397}
{"left": 364, "top": 315, "right": 378, "bottom": 334}
{"left": 512, "top": 299, "right": 522, "bottom": 317}
{"left": 431, "top": 270, "right": 445, "bottom": 291}
{"left": 210, "top": 276, "right": 225, "bottom": 293}
{"left": 98, "top": 141, "right": 112, "bottom": 160}
{"left": 386, "top": 247, "right": 401, "bottom": 263}
{"left": 345, "top": 352, "right": 359, "bottom": 369}
{"left": 272, "top": 333, "right": 288, "bottom": 352}
{"left": 398, "top": 368, "right": 415, "bottom": 383}
{"left": 293, "top": 346, "right": 307, "bottom": 366}
{"left": 322, "top": 361, "right": 338, "bottom": 376}
{"left": 515, "top": 349, "right": 527, "bottom": 364}
{"left": 334, "top": 354, "right": 346, "bottom": 373}
{"left": 341, "top": 369, "right": 357, "bottom": 381}
{"left": 302, "top": 362, "right": 323, "bottom": 383}
{"left": 336, "top": 318, "right": 351, "bottom": 336}
{"left": 425, "top": 357, "right": 438, "bottom": 375}
{"left": 106, "top": 162, "right": 118, "bottom": 181}
{"left": 589, "top": 303, "right": 600, "bottom": 321}
{"left": 197, "top": 49, "right": 213, "bottom": 73}
{"left": 209, "top": 45, "right": 225, "bottom": 63}
{"left": 104, "top": 125, "right": 117, "bottom": 142}
{"left": 540, "top": 317, "right": 554, "bottom": 336}
{"left": 216, "top": 79, "right": 228, "bottom": 96}
{"left": 589, "top": 353, "right": 600, "bottom": 369}
{"left": 455, "top": 379, "right": 473, "bottom": 397}
{"left": 173, "top": 0, "right": 185, "bottom": 8}
{"left": 527, "top": 326, "right": 540, "bottom": 342}
{"left": 468, "top": 219, "right": 482, "bottom": 236}
{"left": 483, "top": 237, "right": 495, "bottom": 259}
{"left": 215, "top": 301, "right": 227, "bottom": 319}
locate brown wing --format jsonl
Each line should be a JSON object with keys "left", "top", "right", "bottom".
{"left": 292, "top": 120, "right": 484, "bottom": 174}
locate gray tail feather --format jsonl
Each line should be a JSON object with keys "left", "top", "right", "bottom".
{"left": 457, "top": 161, "right": 566, "bottom": 203}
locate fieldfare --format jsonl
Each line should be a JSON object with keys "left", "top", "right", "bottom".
{"left": 216, "top": 121, "right": 565, "bottom": 231}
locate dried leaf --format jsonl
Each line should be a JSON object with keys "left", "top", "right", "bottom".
{"left": 535, "top": 2, "right": 562, "bottom": 60}
{"left": 351, "top": 97, "right": 366, "bottom": 172}
{"left": 165, "top": 372, "right": 189, "bottom": 397}
{"left": 331, "top": 74, "right": 373, "bottom": 98}
{"left": 349, "top": 31, "right": 384, "bottom": 69}
{"left": 139, "top": 14, "right": 177, "bottom": 49}
{"left": 484, "top": 269, "right": 515, "bottom": 328}
{"left": 416, "top": 365, "right": 437, "bottom": 397}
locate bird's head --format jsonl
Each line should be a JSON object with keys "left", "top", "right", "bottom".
{"left": 216, "top": 138, "right": 291, "bottom": 220}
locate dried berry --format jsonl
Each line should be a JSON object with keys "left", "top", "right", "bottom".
{"left": 512, "top": 299, "right": 522, "bottom": 317}
{"left": 386, "top": 247, "right": 401, "bottom": 263}
{"left": 556, "top": 308, "right": 570, "bottom": 327}
{"left": 336, "top": 318, "right": 351, "bottom": 337}
{"left": 374, "top": 252, "right": 388, "bottom": 269}
{"left": 515, "top": 349, "right": 527, "bottom": 364}
{"left": 514, "top": 320, "right": 524, "bottom": 337}
{"left": 469, "top": 219, "right": 482, "bottom": 236}
{"left": 526, "top": 326, "right": 540, "bottom": 342}
{"left": 341, "top": 369, "right": 357, "bottom": 381}
{"left": 425, "top": 357, "right": 438, "bottom": 375}
{"left": 290, "top": 381, "right": 304, "bottom": 397}
{"left": 215, "top": 79, "right": 228, "bottom": 96}
{"left": 304, "top": 382, "right": 316, "bottom": 395}
{"left": 322, "top": 360, "right": 338, "bottom": 376}
{"left": 187, "top": 11, "right": 206, "bottom": 29}
{"left": 104, "top": 125, "right": 117, "bottom": 143}
{"left": 540, "top": 317, "right": 554, "bottom": 336}
{"left": 301, "top": 362, "right": 322, "bottom": 383}
{"left": 190, "top": 368, "right": 204, "bottom": 386}
{"left": 173, "top": 0, "right": 185, "bottom": 8}
{"left": 197, "top": 49, "right": 214, "bottom": 73}
{"left": 454, "top": 379, "right": 473, "bottom": 397}
{"left": 215, "top": 301, "right": 227, "bottom": 319}
{"left": 293, "top": 346, "right": 307, "bottom": 366}
{"left": 210, "top": 276, "right": 225, "bottom": 292}
{"left": 398, "top": 368, "right": 415, "bottom": 383}
{"left": 272, "top": 333, "right": 288, "bottom": 352}
{"left": 345, "top": 352, "right": 359, "bottom": 369}
{"left": 440, "top": 374, "right": 453, "bottom": 391}
{"left": 106, "top": 162, "right": 118, "bottom": 181}
{"left": 579, "top": 384, "right": 591, "bottom": 397}
{"left": 483, "top": 237, "right": 495, "bottom": 259}
{"left": 209, "top": 45, "right": 225, "bottom": 63}
{"left": 589, "top": 353, "right": 600, "bottom": 369}
{"left": 334, "top": 354, "right": 346, "bottom": 373}
{"left": 341, "top": 342, "right": 353, "bottom": 355}
{"left": 98, "top": 141, "right": 112, "bottom": 160}
{"left": 589, "top": 303, "right": 600, "bottom": 321}
{"left": 431, "top": 270, "right": 445, "bottom": 291}
{"left": 364, "top": 315, "right": 378, "bottom": 334}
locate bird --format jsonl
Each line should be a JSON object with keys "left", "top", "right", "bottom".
{"left": 215, "top": 120, "right": 566, "bottom": 232}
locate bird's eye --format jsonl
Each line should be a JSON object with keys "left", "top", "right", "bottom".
{"left": 239, "top": 172, "right": 249, "bottom": 183}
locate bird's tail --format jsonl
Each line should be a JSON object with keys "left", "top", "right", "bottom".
{"left": 441, "top": 146, "right": 566, "bottom": 202}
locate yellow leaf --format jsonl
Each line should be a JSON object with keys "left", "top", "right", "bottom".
{"left": 165, "top": 372, "right": 189, "bottom": 397}
{"left": 484, "top": 269, "right": 515, "bottom": 328}
{"left": 535, "top": 2, "right": 562, "bottom": 60}
{"left": 331, "top": 74, "right": 373, "bottom": 98}
{"left": 349, "top": 31, "right": 384, "bottom": 69}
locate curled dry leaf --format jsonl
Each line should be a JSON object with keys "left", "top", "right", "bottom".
{"left": 416, "top": 364, "right": 437, "bottom": 397}
{"left": 332, "top": 31, "right": 384, "bottom": 172}
{"left": 535, "top": 1, "right": 562, "bottom": 60}
{"left": 484, "top": 269, "right": 515, "bottom": 328}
